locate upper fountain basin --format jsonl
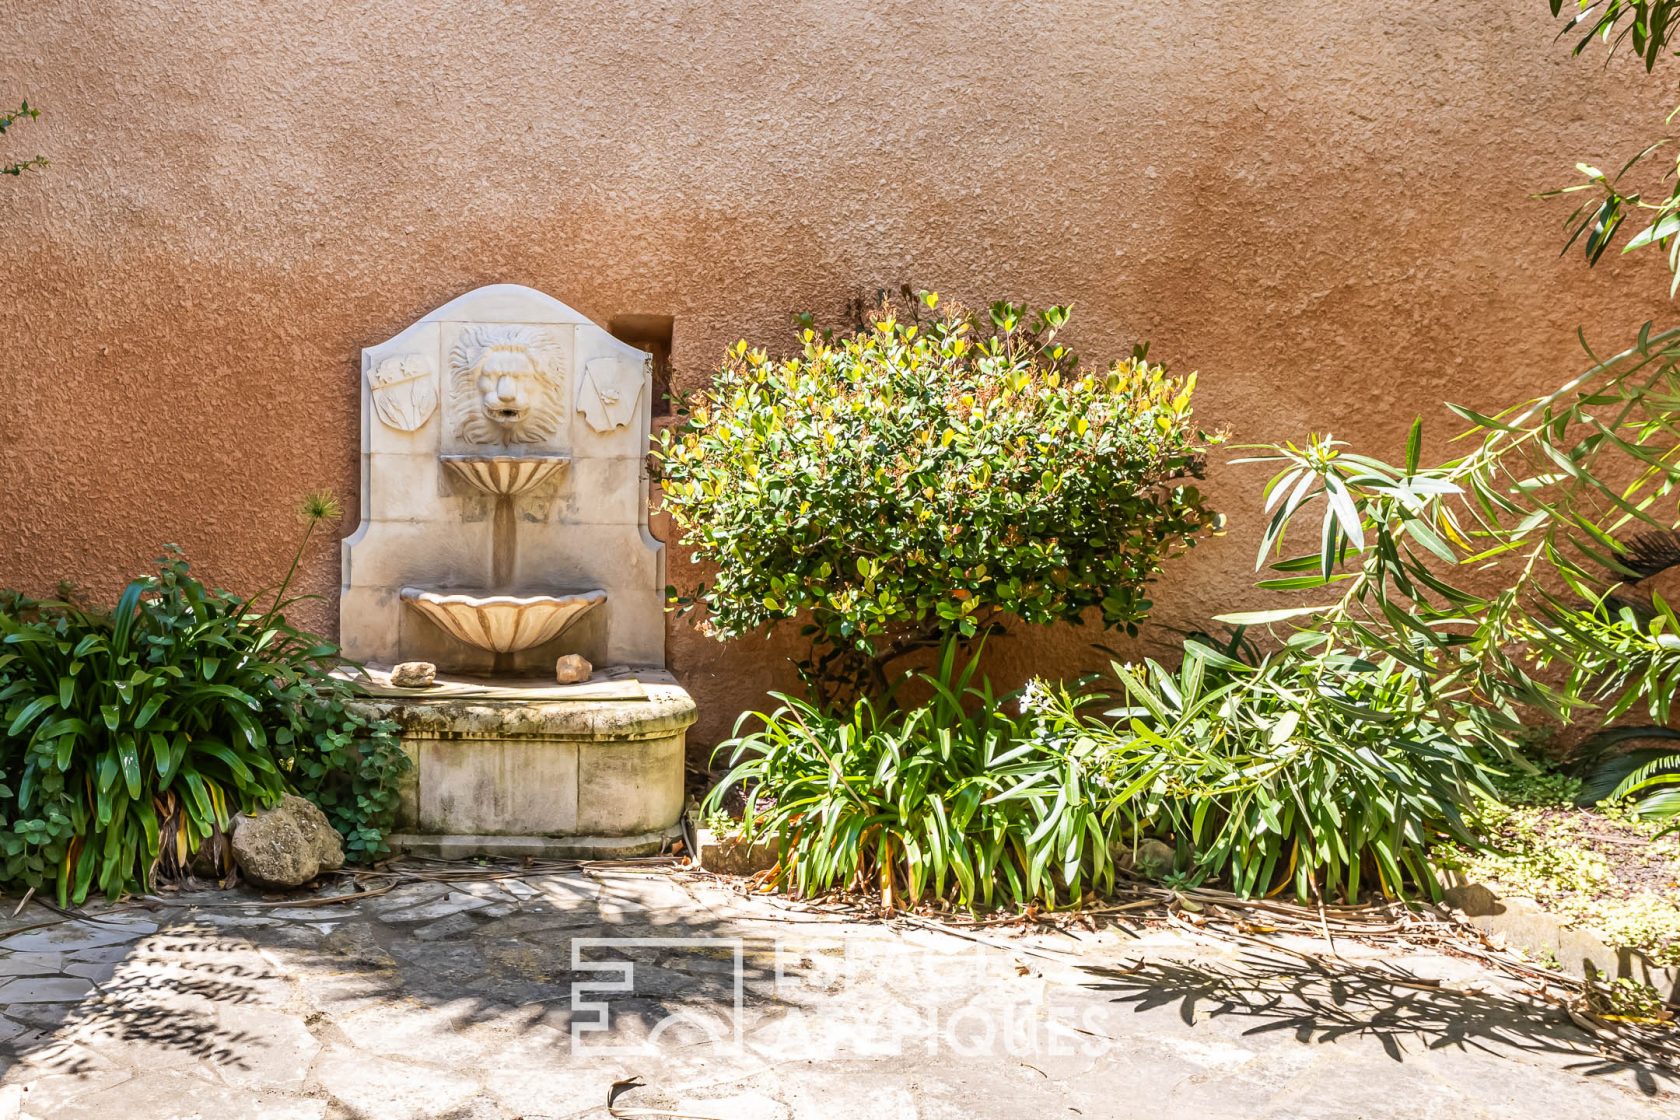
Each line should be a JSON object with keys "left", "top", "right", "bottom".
{"left": 439, "top": 454, "right": 571, "bottom": 496}
{"left": 400, "top": 588, "right": 607, "bottom": 653}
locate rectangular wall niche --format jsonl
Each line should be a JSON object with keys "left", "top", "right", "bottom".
{"left": 608, "top": 314, "right": 674, "bottom": 417}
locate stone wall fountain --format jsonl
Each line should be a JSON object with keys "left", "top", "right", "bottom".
{"left": 340, "top": 284, "right": 695, "bottom": 858}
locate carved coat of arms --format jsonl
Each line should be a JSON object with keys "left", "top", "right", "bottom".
{"left": 368, "top": 353, "right": 439, "bottom": 432}
{"left": 576, "top": 356, "right": 647, "bottom": 433}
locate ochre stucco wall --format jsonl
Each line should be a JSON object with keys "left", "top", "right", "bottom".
{"left": 2, "top": 2, "right": 1674, "bottom": 749}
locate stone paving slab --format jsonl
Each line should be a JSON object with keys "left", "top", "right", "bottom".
{"left": 0, "top": 866, "right": 1674, "bottom": 1119}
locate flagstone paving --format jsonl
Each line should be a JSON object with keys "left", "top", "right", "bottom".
{"left": 0, "top": 865, "right": 1674, "bottom": 1119}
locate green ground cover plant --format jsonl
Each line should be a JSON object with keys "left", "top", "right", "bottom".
{"left": 1036, "top": 632, "right": 1493, "bottom": 902}
{"left": 704, "top": 639, "right": 1120, "bottom": 910}
{"left": 706, "top": 625, "right": 1494, "bottom": 908}
{"left": 0, "top": 500, "right": 407, "bottom": 903}
{"left": 1437, "top": 769, "right": 1680, "bottom": 965}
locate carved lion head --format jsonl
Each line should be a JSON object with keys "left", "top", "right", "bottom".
{"left": 449, "top": 325, "right": 565, "bottom": 445}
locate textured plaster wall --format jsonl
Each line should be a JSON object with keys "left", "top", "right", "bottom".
{"left": 2, "top": 1, "right": 1674, "bottom": 748}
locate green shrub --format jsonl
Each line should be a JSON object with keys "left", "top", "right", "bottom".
{"left": 0, "top": 550, "right": 407, "bottom": 903}
{"left": 1038, "top": 632, "right": 1494, "bottom": 902}
{"left": 276, "top": 671, "right": 409, "bottom": 863}
{"left": 703, "top": 639, "right": 1121, "bottom": 909}
{"left": 656, "top": 291, "right": 1219, "bottom": 699}
{"left": 1237, "top": 334, "right": 1680, "bottom": 838}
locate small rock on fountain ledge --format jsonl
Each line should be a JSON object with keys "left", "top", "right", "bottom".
{"left": 555, "top": 654, "right": 593, "bottom": 684}
{"left": 390, "top": 661, "right": 437, "bottom": 688}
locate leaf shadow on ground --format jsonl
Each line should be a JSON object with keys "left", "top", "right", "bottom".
{"left": 0, "top": 909, "right": 271, "bottom": 1079}
{"left": 245, "top": 877, "right": 796, "bottom": 1047}
{"left": 0, "top": 870, "right": 806, "bottom": 1111}
{"left": 1081, "top": 947, "right": 1680, "bottom": 1097}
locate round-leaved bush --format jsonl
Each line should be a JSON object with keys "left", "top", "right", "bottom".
{"left": 655, "top": 293, "right": 1220, "bottom": 694}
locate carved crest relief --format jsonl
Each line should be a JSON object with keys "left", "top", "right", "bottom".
{"left": 367, "top": 353, "right": 439, "bottom": 432}
{"left": 448, "top": 325, "right": 567, "bottom": 445}
{"left": 576, "top": 355, "right": 647, "bottom": 433}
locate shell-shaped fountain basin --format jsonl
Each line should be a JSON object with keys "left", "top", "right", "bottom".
{"left": 400, "top": 588, "right": 607, "bottom": 653}
{"left": 440, "top": 454, "right": 571, "bottom": 496}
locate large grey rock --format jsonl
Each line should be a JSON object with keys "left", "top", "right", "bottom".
{"left": 231, "top": 794, "right": 345, "bottom": 888}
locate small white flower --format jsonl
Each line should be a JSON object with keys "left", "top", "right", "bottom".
{"left": 1018, "top": 677, "right": 1053, "bottom": 717}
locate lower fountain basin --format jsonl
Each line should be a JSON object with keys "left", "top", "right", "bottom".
{"left": 400, "top": 588, "right": 606, "bottom": 653}
{"left": 347, "top": 672, "right": 696, "bottom": 857}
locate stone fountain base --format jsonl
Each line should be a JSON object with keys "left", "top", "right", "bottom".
{"left": 345, "top": 669, "right": 695, "bottom": 860}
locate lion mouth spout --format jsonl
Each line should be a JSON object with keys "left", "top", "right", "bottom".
{"left": 451, "top": 324, "right": 565, "bottom": 446}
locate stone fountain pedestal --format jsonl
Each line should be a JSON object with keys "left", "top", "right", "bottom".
{"left": 338, "top": 285, "right": 692, "bottom": 858}
{"left": 347, "top": 671, "right": 695, "bottom": 859}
